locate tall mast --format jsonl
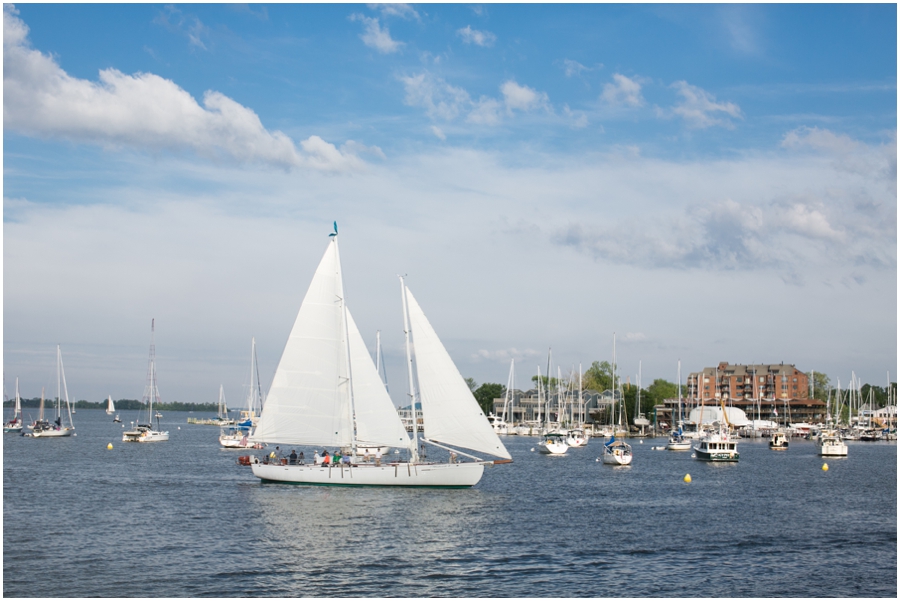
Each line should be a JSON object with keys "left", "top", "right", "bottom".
{"left": 399, "top": 276, "right": 419, "bottom": 462}
{"left": 57, "top": 344, "right": 62, "bottom": 420}
{"left": 333, "top": 236, "right": 358, "bottom": 457}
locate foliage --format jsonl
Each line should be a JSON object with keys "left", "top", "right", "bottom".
{"left": 464, "top": 377, "right": 477, "bottom": 392}
{"left": 806, "top": 371, "right": 831, "bottom": 400}
{"left": 473, "top": 382, "right": 505, "bottom": 415}
{"left": 582, "top": 361, "right": 613, "bottom": 392}
{"left": 8, "top": 397, "right": 217, "bottom": 412}
{"left": 530, "top": 375, "right": 560, "bottom": 389}
{"left": 645, "top": 379, "right": 678, "bottom": 405}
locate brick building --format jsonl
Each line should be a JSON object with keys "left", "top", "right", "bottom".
{"left": 685, "top": 362, "right": 825, "bottom": 423}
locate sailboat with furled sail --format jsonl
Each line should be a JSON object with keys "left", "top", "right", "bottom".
{"left": 248, "top": 226, "right": 511, "bottom": 486}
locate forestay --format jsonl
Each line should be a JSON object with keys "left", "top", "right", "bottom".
{"left": 405, "top": 287, "right": 511, "bottom": 460}
{"left": 251, "top": 238, "right": 353, "bottom": 447}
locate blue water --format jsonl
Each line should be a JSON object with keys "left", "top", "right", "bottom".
{"left": 4, "top": 409, "right": 896, "bottom": 597}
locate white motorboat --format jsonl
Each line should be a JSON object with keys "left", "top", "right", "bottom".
{"left": 601, "top": 438, "right": 633, "bottom": 465}
{"left": 248, "top": 226, "right": 511, "bottom": 486}
{"left": 30, "top": 347, "right": 75, "bottom": 438}
{"left": 537, "top": 431, "right": 569, "bottom": 454}
{"left": 693, "top": 426, "right": 739, "bottom": 462}
{"left": 123, "top": 319, "right": 169, "bottom": 443}
{"left": 769, "top": 429, "right": 790, "bottom": 450}
{"left": 4, "top": 378, "right": 24, "bottom": 433}
{"left": 816, "top": 429, "right": 848, "bottom": 457}
{"left": 487, "top": 413, "right": 509, "bottom": 435}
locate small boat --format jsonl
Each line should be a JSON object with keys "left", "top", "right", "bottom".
{"left": 123, "top": 319, "right": 169, "bottom": 443}
{"left": 816, "top": 428, "right": 847, "bottom": 457}
{"left": 566, "top": 428, "right": 588, "bottom": 447}
{"left": 30, "top": 347, "right": 76, "bottom": 438}
{"left": 667, "top": 363, "right": 691, "bottom": 450}
{"left": 487, "top": 413, "right": 509, "bottom": 435}
{"left": 601, "top": 437, "right": 633, "bottom": 465}
{"left": 769, "top": 429, "right": 789, "bottom": 450}
{"left": 4, "top": 378, "right": 24, "bottom": 433}
{"left": 105, "top": 394, "right": 115, "bottom": 415}
{"left": 219, "top": 339, "right": 265, "bottom": 449}
{"left": 537, "top": 431, "right": 569, "bottom": 454}
{"left": 113, "top": 413, "right": 121, "bottom": 423}
{"left": 693, "top": 426, "right": 739, "bottom": 462}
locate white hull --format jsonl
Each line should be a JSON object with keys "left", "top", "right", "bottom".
{"left": 537, "top": 440, "right": 569, "bottom": 454}
{"left": 122, "top": 429, "right": 169, "bottom": 443}
{"left": 566, "top": 431, "right": 588, "bottom": 447}
{"left": 665, "top": 439, "right": 692, "bottom": 451}
{"left": 251, "top": 460, "right": 486, "bottom": 487}
{"left": 29, "top": 427, "right": 74, "bottom": 438}
{"left": 601, "top": 442, "right": 633, "bottom": 465}
{"left": 817, "top": 442, "right": 848, "bottom": 456}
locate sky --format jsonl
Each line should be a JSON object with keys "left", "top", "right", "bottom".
{"left": 3, "top": 3, "right": 897, "bottom": 408}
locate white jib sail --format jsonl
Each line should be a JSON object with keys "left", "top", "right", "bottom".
{"left": 346, "top": 310, "right": 412, "bottom": 450}
{"left": 404, "top": 287, "right": 511, "bottom": 460}
{"left": 251, "top": 238, "right": 353, "bottom": 447}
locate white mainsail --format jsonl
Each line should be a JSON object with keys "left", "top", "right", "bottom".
{"left": 107, "top": 395, "right": 115, "bottom": 414}
{"left": 347, "top": 310, "right": 411, "bottom": 449}
{"left": 251, "top": 237, "right": 353, "bottom": 447}
{"left": 404, "top": 287, "right": 511, "bottom": 460}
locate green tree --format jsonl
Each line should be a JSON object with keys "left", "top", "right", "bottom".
{"left": 645, "top": 379, "right": 678, "bottom": 406}
{"left": 582, "top": 360, "right": 613, "bottom": 392}
{"left": 806, "top": 371, "right": 831, "bottom": 400}
{"left": 530, "top": 375, "right": 560, "bottom": 389}
{"left": 464, "top": 377, "right": 477, "bottom": 393}
{"left": 473, "top": 382, "right": 505, "bottom": 416}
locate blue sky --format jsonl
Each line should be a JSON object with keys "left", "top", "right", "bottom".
{"left": 4, "top": 3, "right": 897, "bottom": 406}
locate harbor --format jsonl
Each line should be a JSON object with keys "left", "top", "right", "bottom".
{"left": 3, "top": 408, "right": 895, "bottom": 597}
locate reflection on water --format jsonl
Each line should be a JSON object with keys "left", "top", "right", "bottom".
{"left": 4, "top": 410, "right": 897, "bottom": 597}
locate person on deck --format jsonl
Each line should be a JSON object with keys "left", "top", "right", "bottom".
{"left": 289, "top": 450, "right": 297, "bottom": 465}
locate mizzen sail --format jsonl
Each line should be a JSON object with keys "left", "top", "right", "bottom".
{"left": 404, "top": 287, "right": 511, "bottom": 460}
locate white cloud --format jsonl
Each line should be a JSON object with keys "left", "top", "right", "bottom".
{"left": 431, "top": 125, "right": 446, "bottom": 140}
{"left": 781, "top": 126, "right": 860, "bottom": 154}
{"left": 472, "top": 348, "right": 541, "bottom": 362}
{"left": 562, "top": 59, "right": 591, "bottom": 77}
{"left": 466, "top": 97, "right": 503, "bottom": 125}
{"left": 349, "top": 13, "right": 403, "bottom": 54}
{"left": 372, "top": 4, "right": 420, "bottom": 21}
{"left": 601, "top": 73, "right": 644, "bottom": 107}
{"left": 399, "top": 72, "right": 470, "bottom": 120}
{"left": 621, "top": 333, "right": 647, "bottom": 342}
{"left": 501, "top": 80, "right": 550, "bottom": 114}
{"left": 3, "top": 5, "right": 361, "bottom": 172}
{"left": 563, "top": 105, "right": 589, "bottom": 129}
{"left": 153, "top": 6, "right": 210, "bottom": 51}
{"left": 457, "top": 25, "right": 497, "bottom": 47}
{"left": 669, "top": 80, "right": 742, "bottom": 129}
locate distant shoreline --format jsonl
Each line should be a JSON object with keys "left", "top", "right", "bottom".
{"left": 4, "top": 399, "right": 218, "bottom": 412}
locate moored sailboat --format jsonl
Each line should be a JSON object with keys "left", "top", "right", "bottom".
{"left": 123, "top": 320, "right": 169, "bottom": 443}
{"left": 30, "top": 347, "right": 75, "bottom": 438}
{"left": 600, "top": 436, "right": 633, "bottom": 465}
{"left": 4, "top": 378, "right": 24, "bottom": 433}
{"left": 247, "top": 228, "right": 511, "bottom": 486}
{"left": 220, "top": 339, "right": 265, "bottom": 449}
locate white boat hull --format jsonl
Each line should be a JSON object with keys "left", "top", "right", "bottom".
{"left": 665, "top": 439, "right": 692, "bottom": 451}
{"left": 601, "top": 442, "right": 633, "bottom": 465}
{"left": 817, "top": 442, "right": 848, "bottom": 456}
{"left": 250, "top": 460, "right": 486, "bottom": 487}
{"left": 29, "top": 427, "right": 74, "bottom": 438}
{"left": 122, "top": 430, "right": 169, "bottom": 443}
{"left": 537, "top": 441, "right": 569, "bottom": 454}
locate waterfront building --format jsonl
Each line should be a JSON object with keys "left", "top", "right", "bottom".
{"left": 688, "top": 362, "right": 810, "bottom": 401}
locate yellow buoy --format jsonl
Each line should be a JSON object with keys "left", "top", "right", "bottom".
{"left": 107, "top": 442, "right": 113, "bottom": 450}
{"left": 822, "top": 463, "right": 829, "bottom": 472}
{"left": 683, "top": 474, "right": 692, "bottom": 483}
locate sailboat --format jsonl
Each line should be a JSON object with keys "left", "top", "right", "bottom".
{"left": 214, "top": 384, "right": 235, "bottom": 425}
{"left": 30, "top": 346, "right": 75, "bottom": 438}
{"left": 601, "top": 436, "right": 633, "bottom": 465}
{"left": 536, "top": 363, "right": 568, "bottom": 455}
{"left": 4, "top": 378, "right": 24, "bottom": 433}
{"left": 666, "top": 361, "right": 692, "bottom": 451}
{"left": 122, "top": 319, "right": 169, "bottom": 443}
{"left": 106, "top": 394, "right": 115, "bottom": 415}
{"left": 220, "top": 339, "right": 265, "bottom": 449}
{"left": 247, "top": 229, "right": 511, "bottom": 486}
